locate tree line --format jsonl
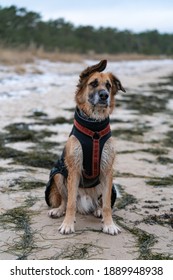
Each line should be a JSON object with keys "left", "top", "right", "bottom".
{"left": 0, "top": 5, "right": 173, "bottom": 55}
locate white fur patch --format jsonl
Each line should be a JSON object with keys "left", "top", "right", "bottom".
{"left": 77, "top": 195, "right": 96, "bottom": 214}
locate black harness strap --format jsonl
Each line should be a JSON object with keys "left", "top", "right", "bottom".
{"left": 73, "top": 118, "right": 111, "bottom": 179}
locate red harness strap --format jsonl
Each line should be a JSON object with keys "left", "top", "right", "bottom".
{"left": 74, "top": 119, "right": 111, "bottom": 179}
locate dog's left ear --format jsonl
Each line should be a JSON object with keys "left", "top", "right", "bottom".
{"left": 110, "top": 74, "right": 126, "bottom": 94}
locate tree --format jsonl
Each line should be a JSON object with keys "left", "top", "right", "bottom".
{"left": 0, "top": 5, "right": 173, "bottom": 55}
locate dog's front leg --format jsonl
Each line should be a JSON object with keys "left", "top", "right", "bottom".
{"left": 102, "top": 170, "right": 121, "bottom": 235}
{"left": 59, "top": 136, "right": 81, "bottom": 234}
{"left": 59, "top": 171, "right": 80, "bottom": 234}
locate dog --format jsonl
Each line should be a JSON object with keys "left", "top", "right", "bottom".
{"left": 45, "top": 60, "right": 125, "bottom": 235}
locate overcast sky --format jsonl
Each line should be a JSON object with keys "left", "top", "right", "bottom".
{"left": 1, "top": 0, "right": 173, "bottom": 33}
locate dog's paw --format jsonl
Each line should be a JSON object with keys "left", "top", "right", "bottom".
{"left": 59, "top": 221, "right": 75, "bottom": 234}
{"left": 102, "top": 223, "right": 121, "bottom": 235}
{"left": 48, "top": 208, "right": 65, "bottom": 218}
{"left": 93, "top": 208, "right": 102, "bottom": 218}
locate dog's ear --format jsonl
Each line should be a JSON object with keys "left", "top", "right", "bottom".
{"left": 110, "top": 73, "right": 126, "bottom": 94}
{"left": 79, "top": 60, "right": 107, "bottom": 83}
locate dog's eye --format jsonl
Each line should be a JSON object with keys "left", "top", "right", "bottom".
{"left": 106, "top": 82, "right": 111, "bottom": 91}
{"left": 90, "top": 79, "right": 98, "bottom": 88}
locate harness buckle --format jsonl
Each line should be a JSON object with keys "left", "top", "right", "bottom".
{"left": 92, "top": 131, "right": 100, "bottom": 140}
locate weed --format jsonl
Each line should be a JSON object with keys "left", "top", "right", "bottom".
{"left": 157, "top": 156, "right": 173, "bottom": 165}
{"left": 143, "top": 213, "right": 173, "bottom": 228}
{"left": 146, "top": 176, "right": 173, "bottom": 187}
{"left": 117, "top": 220, "right": 173, "bottom": 259}
{"left": 52, "top": 243, "right": 102, "bottom": 260}
{"left": 116, "top": 193, "right": 138, "bottom": 209}
{"left": 0, "top": 207, "right": 35, "bottom": 259}
{"left": 9, "top": 178, "right": 45, "bottom": 191}
{"left": 5, "top": 122, "right": 57, "bottom": 143}
{"left": 163, "top": 131, "right": 173, "bottom": 147}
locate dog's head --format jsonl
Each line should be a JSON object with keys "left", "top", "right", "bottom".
{"left": 75, "top": 60, "right": 125, "bottom": 120}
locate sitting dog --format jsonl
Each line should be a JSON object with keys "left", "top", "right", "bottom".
{"left": 45, "top": 60, "right": 125, "bottom": 235}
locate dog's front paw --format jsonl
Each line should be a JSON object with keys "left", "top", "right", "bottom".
{"left": 48, "top": 208, "right": 65, "bottom": 218}
{"left": 102, "top": 223, "right": 121, "bottom": 235}
{"left": 59, "top": 220, "right": 75, "bottom": 234}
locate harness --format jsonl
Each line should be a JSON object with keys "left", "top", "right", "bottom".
{"left": 45, "top": 107, "right": 116, "bottom": 207}
{"left": 71, "top": 108, "right": 111, "bottom": 187}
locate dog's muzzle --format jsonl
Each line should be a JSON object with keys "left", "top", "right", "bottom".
{"left": 89, "top": 90, "right": 110, "bottom": 106}
{"left": 98, "top": 90, "right": 109, "bottom": 106}
{"left": 99, "top": 90, "right": 109, "bottom": 101}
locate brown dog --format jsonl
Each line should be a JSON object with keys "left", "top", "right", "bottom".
{"left": 45, "top": 60, "right": 125, "bottom": 235}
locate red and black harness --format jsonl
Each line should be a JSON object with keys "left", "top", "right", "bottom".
{"left": 45, "top": 108, "right": 116, "bottom": 206}
{"left": 71, "top": 108, "right": 111, "bottom": 188}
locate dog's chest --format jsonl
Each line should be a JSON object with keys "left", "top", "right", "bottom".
{"left": 70, "top": 109, "right": 111, "bottom": 188}
{"left": 71, "top": 126, "right": 110, "bottom": 177}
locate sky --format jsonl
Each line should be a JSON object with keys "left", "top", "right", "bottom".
{"left": 1, "top": 0, "right": 173, "bottom": 33}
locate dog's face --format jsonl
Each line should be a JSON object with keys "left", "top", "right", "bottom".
{"left": 75, "top": 60, "right": 125, "bottom": 120}
{"left": 87, "top": 72, "right": 113, "bottom": 108}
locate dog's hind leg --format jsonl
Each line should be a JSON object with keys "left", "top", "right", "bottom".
{"left": 48, "top": 174, "right": 67, "bottom": 218}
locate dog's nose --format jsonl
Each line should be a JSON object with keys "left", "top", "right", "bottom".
{"left": 99, "top": 90, "right": 109, "bottom": 101}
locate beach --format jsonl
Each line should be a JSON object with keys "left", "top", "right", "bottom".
{"left": 0, "top": 58, "right": 173, "bottom": 259}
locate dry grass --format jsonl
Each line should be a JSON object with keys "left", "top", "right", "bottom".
{"left": 0, "top": 49, "right": 34, "bottom": 65}
{"left": 0, "top": 48, "right": 84, "bottom": 65}
{"left": 0, "top": 47, "right": 170, "bottom": 66}
{"left": 89, "top": 53, "right": 169, "bottom": 61}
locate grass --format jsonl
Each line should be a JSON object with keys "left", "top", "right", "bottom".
{"left": 0, "top": 47, "right": 171, "bottom": 65}
{"left": 0, "top": 47, "right": 83, "bottom": 64}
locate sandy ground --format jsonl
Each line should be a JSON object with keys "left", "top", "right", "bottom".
{"left": 0, "top": 59, "right": 173, "bottom": 260}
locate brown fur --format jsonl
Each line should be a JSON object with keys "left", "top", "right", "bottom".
{"left": 47, "top": 60, "right": 125, "bottom": 235}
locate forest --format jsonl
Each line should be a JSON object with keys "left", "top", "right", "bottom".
{"left": 0, "top": 5, "right": 173, "bottom": 55}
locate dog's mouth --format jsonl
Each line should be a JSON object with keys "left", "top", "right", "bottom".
{"left": 98, "top": 100, "right": 109, "bottom": 106}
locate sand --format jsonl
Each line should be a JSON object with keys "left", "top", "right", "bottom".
{"left": 0, "top": 58, "right": 173, "bottom": 260}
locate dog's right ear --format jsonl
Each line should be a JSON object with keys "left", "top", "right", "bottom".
{"left": 78, "top": 60, "right": 107, "bottom": 86}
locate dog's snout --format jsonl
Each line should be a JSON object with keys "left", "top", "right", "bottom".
{"left": 99, "top": 90, "right": 109, "bottom": 101}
